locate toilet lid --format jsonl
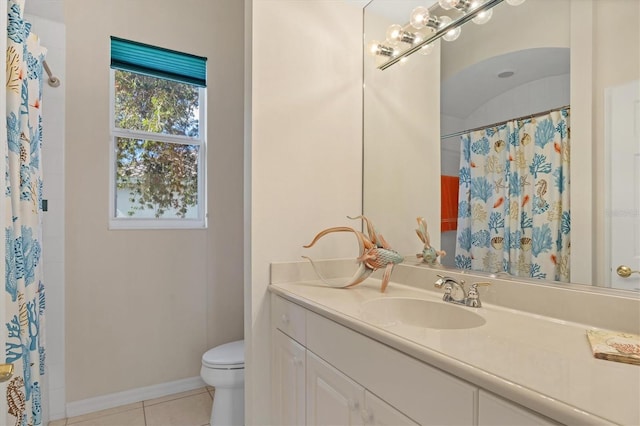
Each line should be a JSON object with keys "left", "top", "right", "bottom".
{"left": 202, "top": 340, "right": 244, "bottom": 368}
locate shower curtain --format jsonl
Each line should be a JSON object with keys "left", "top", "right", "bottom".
{"left": 4, "top": 0, "right": 46, "bottom": 424}
{"left": 455, "top": 107, "right": 571, "bottom": 282}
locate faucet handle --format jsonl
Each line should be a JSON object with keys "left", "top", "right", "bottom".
{"left": 434, "top": 275, "right": 449, "bottom": 288}
{"left": 465, "top": 282, "right": 490, "bottom": 307}
{"left": 434, "top": 274, "right": 465, "bottom": 288}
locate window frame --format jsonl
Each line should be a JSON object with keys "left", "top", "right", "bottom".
{"left": 108, "top": 69, "right": 207, "bottom": 230}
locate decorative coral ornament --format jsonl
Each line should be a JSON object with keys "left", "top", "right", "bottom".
{"left": 302, "top": 215, "right": 403, "bottom": 293}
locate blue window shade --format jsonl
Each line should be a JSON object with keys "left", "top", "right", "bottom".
{"left": 110, "top": 36, "right": 207, "bottom": 87}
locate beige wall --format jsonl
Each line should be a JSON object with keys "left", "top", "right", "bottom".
{"left": 248, "top": 0, "right": 364, "bottom": 423}
{"left": 64, "top": 0, "right": 244, "bottom": 402}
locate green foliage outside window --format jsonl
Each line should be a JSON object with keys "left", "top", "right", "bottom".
{"left": 114, "top": 70, "right": 201, "bottom": 218}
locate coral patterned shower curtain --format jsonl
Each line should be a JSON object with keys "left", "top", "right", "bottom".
{"left": 455, "top": 107, "right": 571, "bottom": 282}
{"left": 4, "top": 0, "right": 46, "bottom": 424}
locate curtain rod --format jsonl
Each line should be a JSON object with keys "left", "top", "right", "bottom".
{"left": 43, "top": 60, "right": 60, "bottom": 88}
{"left": 440, "top": 105, "right": 570, "bottom": 140}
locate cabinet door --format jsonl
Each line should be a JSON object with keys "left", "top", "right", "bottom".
{"left": 272, "top": 330, "right": 306, "bottom": 426}
{"left": 364, "top": 391, "right": 419, "bottom": 426}
{"left": 307, "top": 351, "right": 365, "bottom": 426}
{"left": 479, "top": 391, "right": 560, "bottom": 426}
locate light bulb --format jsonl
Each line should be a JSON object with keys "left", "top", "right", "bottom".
{"left": 367, "top": 40, "right": 394, "bottom": 57}
{"left": 472, "top": 8, "right": 493, "bottom": 24}
{"left": 419, "top": 43, "right": 434, "bottom": 56}
{"left": 505, "top": 0, "right": 525, "bottom": 5}
{"left": 367, "top": 40, "right": 381, "bottom": 57}
{"left": 386, "top": 24, "right": 403, "bottom": 45}
{"left": 386, "top": 24, "right": 417, "bottom": 45}
{"left": 439, "top": 16, "right": 461, "bottom": 41}
{"left": 438, "top": 0, "right": 459, "bottom": 10}
{"left": 410, "top": 6, "right": 430, "bottom": 29}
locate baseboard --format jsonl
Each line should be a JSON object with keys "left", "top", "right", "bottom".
{"left": 66, "top": 376, "right": 206, "bottom": 418}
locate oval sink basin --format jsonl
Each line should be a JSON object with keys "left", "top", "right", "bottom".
{"left": 360, "top": 297, "right": 486, "bottom": 330}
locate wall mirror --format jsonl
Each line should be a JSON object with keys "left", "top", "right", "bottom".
{"left": 363, "top": 0, "right": 640, "bottom": 293}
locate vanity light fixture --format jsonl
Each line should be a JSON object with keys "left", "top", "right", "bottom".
{"left": 372, "top": 0, "right": 519, "bottom": 70}
{"left": 439, "top": 0, "right": 494, "bottom": 24}
{"left": 409, "top": 7, "right": 461, "bottom": 41}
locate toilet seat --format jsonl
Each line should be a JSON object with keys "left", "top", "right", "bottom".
{"left": 202, "top": 340, "right": 244, "bottom": 369}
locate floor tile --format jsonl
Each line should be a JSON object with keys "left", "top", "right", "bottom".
{"left": 144, "top": 387, "right": 209, "bottom": 407}
{"left": 67, "top": 403, "right": 142, "bottom": 424}
{"left": 67, "top": 408, "right": 145, "bottom": 426}
{"left": 144, "top": 392, "right": 213, "bottom": 426}
{"left": 49, "top": 420, "right": 67, "bottom": 426}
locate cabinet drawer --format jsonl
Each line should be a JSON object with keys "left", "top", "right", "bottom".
{"left": 306, "top": 311, "right": 478, "bottom": 425}
{"left": 271, "top": 294, "right": 306, "bottom": 344}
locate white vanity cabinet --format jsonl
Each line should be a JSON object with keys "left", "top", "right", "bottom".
{"left": 271, "top": 293, "right": 559, "bottom": 426}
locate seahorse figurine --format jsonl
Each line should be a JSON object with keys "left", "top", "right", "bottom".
{"left": 415, "top": 217, "right": 446, "bottom": 265}
{"left": 302, "top": 215, "right": 404, "bottom": 293}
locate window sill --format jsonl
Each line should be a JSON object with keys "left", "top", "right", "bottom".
{"left": 109, "top": 218, "right": 207, "bottom": 230}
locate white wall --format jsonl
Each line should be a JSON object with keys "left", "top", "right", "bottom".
{"left": 248, "top": 1, "right": 364, "bottom": 423}
{"left": 26, "top": 14, "right": 66, "bottom": 421}
{"left": 64, "top": 0, "right": 244, "bottom": 404}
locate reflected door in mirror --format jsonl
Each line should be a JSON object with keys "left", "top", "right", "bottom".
{"left": 607, "top": 79, "right": 640, "bottom": 291}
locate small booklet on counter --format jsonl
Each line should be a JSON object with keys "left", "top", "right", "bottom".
{"left": 586, "top": 329, "right": 640, "bottom": 365}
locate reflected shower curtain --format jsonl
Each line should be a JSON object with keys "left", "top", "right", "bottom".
{"left": 455, "top": 108, "right": 571, "bottom": 282}
{"left": 4, "top": 0, "right": 46, "bottom": 424}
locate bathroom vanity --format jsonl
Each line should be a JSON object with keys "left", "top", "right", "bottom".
{"left": 269, "top": 260, "right": 640, "bottom": 425}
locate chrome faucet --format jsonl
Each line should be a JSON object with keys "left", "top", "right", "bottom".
{"left": 434, "top": 275, "right": 466, "bottom": 303}
{"left": 434, "top": 275, "right": 490, "bottom": 307}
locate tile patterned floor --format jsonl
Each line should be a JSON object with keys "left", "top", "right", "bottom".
{"left": 48, "top": 387, "right": 214, "bottom": 426}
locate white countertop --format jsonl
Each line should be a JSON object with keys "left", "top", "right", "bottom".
{"left": 270, "top": 274, "right": 640, "bottom": 425}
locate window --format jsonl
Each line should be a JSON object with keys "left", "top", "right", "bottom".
{"left": 109, "top": 37, "right": 207, "bottom": 229}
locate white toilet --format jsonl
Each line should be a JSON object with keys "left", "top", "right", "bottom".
{"left": 201, "top": 340, "right": 245, "bottom": 426}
